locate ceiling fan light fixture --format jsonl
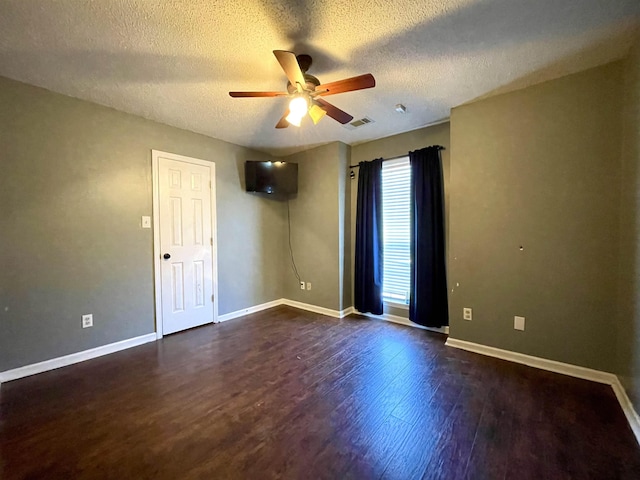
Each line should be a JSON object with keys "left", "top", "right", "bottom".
{"left": 285, "top": 112, "right": 303, "bottom": 127}
{"left": 286, "top": 95, "right": 308, "bottom": 127}
{"left": 309, "top": 104, "right": 327, "bottom": 124}
{"left": 289, "top": 96, "right": 308, "bottom": 116}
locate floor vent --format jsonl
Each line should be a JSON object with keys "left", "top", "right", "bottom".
{"left": 342, "top": 116, "right": 375, "bottom": 130}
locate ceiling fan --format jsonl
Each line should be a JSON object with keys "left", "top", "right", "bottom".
{"left": 229, "top": 50, "right": 376, "bottom": 129}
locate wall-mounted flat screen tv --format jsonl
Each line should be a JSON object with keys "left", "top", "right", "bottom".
{"left": 245, "top": 161, "right": 298, "bottom": 196}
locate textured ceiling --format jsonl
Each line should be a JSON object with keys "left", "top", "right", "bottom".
{"left": 0, "top": 0, "right": 638, "bottom": 156}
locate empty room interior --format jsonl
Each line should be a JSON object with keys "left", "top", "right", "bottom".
{"left": 2, "top": 1, "right": 640, "bottom": 478}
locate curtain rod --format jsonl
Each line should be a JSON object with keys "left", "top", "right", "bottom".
{"left": 348, "top": 145, "right": 445, "bottom": 169}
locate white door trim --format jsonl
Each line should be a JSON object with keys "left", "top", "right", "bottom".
{"left": 151, "top": 150, "right": 219, "bottom": 339}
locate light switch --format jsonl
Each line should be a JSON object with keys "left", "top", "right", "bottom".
{"left": 142, "top": 216, "right": 151, "bottom": 228}
{"left": 514, "top": 316, "right": 525, "bottom": 331}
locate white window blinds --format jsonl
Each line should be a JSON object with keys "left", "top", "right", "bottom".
{"left": 381, "top": 157, "right": 411, "bottom": 304}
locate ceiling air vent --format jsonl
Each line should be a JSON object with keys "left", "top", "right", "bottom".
{"left": 342, "top": 116, "right": 375, "bottom": 131}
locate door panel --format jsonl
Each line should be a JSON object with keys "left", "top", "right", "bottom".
{"left": 158, "top": 156, "right": 214, "bottom": 335}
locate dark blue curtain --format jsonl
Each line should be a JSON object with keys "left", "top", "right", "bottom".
{"left": 409, "top": 147, "right": 448, "bottom": 327}
{"left": 354, "top": 158, "right": 384, "bottom": 315}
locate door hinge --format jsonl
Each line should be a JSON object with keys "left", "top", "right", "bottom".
{"left": 211, "top": 294, "right": 215, "bottom": 302}
{"left": 210, "top": 237, "right": 213, "bottom": 246}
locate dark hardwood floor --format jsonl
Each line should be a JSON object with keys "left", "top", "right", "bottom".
{"left": 1, "top": 305, "right": 639, "bottom": 479}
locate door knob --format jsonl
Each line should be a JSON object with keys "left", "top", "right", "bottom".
{"left": 163, "top": 253, "right": 171, "bottom": 259}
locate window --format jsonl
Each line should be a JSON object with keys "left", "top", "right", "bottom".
{"left": 381, "top": 157, "right": 411, "bottom": 305}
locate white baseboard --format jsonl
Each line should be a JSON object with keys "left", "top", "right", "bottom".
{"left": 446, "top": 337, "right": 640, "bottom": 445}
{"left": 0, "top": 333, "right": 156, "bottom": 385}
{"left": 445, "top": 338, "right": 615, "bottom": 384}
{"left": 217, "top": 299, "right": 284, "bottom": 323}
{"left": 341, "top": 306, "right": 355, "bottom": 317}
{"left": 356, "top": 309, "right": 450, "bottom": 335}
{"left": 281, "top": 299, "right": 353, "bottom": 318}
{"left": 218, "top": 299, "right": 354, "bottom": 323}
{"left": 611, "top": 377, "right": 640, "bottom": 443}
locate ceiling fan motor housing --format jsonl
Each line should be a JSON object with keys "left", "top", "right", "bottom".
{"left": 287, "top": 74, "right": 320, "bottom": 94}
{"left": 285, "top": 54, "right": 318, "bottom": 93}
{"left": 296, "top": 54, "right": 312, "bottom": 72}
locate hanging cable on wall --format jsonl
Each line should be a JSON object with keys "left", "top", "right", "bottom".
{"left": 287, "top": 200, "right": 302, "bottom": 283}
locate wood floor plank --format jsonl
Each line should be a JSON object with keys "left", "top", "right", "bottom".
{"left": 380, "top": 374, "right": 466, "bottom": 479}
{"left": 1, "top": 306, "right": 640, "bottom": 479}
{"left": 460, "top": 364, "right": 512, "bottom": 480}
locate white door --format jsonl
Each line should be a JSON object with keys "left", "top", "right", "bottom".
{"left": 154, "top": 151, "right": 217, "bottom": 335}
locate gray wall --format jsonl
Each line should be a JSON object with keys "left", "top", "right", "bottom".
{"left": 0, "top": 76, "right": 284, "bottom": 372}
{"left": 448, "top": 62, "right": 624, "bottom": 372}
{"left": 617, "top": 34, "right": 640, "bottom": 409}
{"left": 337, "top": 142, "right": 352, "bottom": 311}
{"left": 349, "top": 123, "right": 451, "bottom": 318}
{"left": 282, "top": 142, "right": 349, "bottom": 311}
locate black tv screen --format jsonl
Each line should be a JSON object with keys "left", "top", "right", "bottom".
{"left": 245, "top": 161, "right": 298, "bottom": 195}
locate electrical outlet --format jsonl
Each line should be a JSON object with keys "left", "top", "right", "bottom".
{"left": 300, "top": 281, "right": 305, "bottom": 290}
{"left": 82, "top": 314, "right": 93, "bottom": 329}
{"left": 514, "top": 316, "right": 525, "bottom": 331}
{"left": 306, "top": 282, "right": 312, "bottom": 291}
{"left": 463, "top": 308, "right": 472, "bottom": 321}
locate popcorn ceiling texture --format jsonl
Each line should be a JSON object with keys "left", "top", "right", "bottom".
{"left": 0, "top": 0, "right": 638, "bottom": 155}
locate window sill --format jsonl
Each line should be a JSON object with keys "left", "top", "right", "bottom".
{"left": 384, "top": 300, "right": 409, "bottom": 310}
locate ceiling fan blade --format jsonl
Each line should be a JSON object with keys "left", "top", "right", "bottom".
{"left": 315, "top": 98, "right": 354, "bottom": 124}
{"left": 316, "top": 74, "right": 376, "bottom": 96}
{"left": 273, "top": 50, "right": 306, "bottom": 91}
{"left": 275, "top": 109, "right": 290, "bottom": 129}
{"left": 229, "top": 91, "right": 288, "bottom": 98}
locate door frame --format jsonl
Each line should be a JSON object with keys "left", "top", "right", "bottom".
{"left": 151, "top": 150, "right": 219, "bottom": 339}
